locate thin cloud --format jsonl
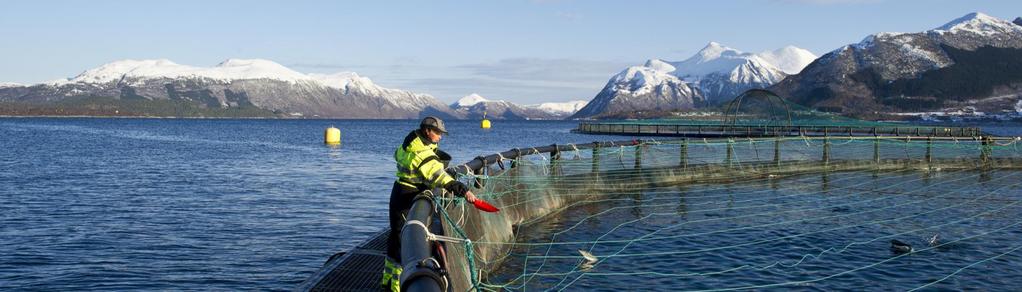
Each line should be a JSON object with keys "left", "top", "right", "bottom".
{"left": 440, "top": 57, "right": 633, "bottom": 102}
{"left": 556, "top": 11, "right": 582, "bottom": 21}
{"left": 457, "top": 58, "right": 633, "bottom": 83}
{"left": 400, "top": 76, "right": 601, "bottom": 104}
{"left": 293, "top": 57, "right": 635, "bottom": 104}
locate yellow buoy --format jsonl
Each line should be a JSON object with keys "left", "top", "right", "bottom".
{"left": 481, "top": 112, "right": 491, "bottom": 129}
{"left": 324, "top": 126, "right": 341, "bottom": 144}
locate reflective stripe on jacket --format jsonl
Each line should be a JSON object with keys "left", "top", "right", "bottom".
{"left": 394, "top": 130, "right": 454, "bottom": 189}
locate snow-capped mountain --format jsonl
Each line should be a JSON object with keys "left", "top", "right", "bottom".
{"left": 449, "top": 93, "right": 564, "bottom": 120}
{"left": 0, "top": 82, "right": 22, "bottom": 89}
{"left": 531, "top": 100, "right": 588, "bottom": 115}
{"left": 572, "top": 59, "right": 702, "bottom": 119}
{"left": 572, "top": 43, "right": 816, "bottom": 119}
{"left": 51, "top": 59, "right": 315, "bottom": 86}
{"left": 756, "top": 46, "right": 820, "bottom": 75}
{"left": 669, "top": 42, "right": 815, "bottom": 102}
{"left": 0, "top": 59, "right": 458, "bottom": 118}
{"left": 771, "top": 12, "right": 1022, "bottom": 116}
{"left": 453, "top": 93, "right": 489, "bottom": 107}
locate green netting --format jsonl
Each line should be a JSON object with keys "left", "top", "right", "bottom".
{"left": 433, "top": 135, "right": 1022, "bottom": 291}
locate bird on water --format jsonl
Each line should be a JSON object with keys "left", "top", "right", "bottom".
{"left": 891, "top": 239, "right": 913, "bottom": 254}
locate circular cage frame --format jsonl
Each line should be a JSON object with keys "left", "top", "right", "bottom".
{"left": 721, "top": 89, "right": 794, "bottom": 128}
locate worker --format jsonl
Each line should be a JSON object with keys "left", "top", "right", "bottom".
{"left": 381, "top": 116, "right": 477, "bottom": 291}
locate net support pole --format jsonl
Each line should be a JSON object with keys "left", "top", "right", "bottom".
{"left": 680, "top": 139, "right": 688, "bottom": 169}
{"left": 634, "top": 144, "right": 643, "bottom": 169}
{"left": 981, "top": 136, "right": 992, "bottom": 165}
{"left": 592, "top": 144, "right": 601, "bottom": 173}
{"left": 873, "top": 137, "right": 881, "bottom": 164}
{"left": 773, "top": 138, "right": 781, "bottom": 167}
{"left": 550, "top": 144, "right": 560, "bottom": 176}
{"left": 926, "top": 136, "right": 933, "bottom": 165}
{"left": 726, "top": 139, "right": 734, "bottom": 167}
{"left": 823, "top": 136, "right": 831, "bottom": 165}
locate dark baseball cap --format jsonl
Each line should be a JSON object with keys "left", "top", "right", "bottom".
{"left": 420, "top": 116, "right": 448, "bottom": 134}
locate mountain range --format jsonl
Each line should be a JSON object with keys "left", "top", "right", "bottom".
{"left": 571, "top": 43, "right": 817, "bottom": 119}
{"left": 449, "top": 93, "right": 587, "bottom": 120}
{"left": 770, "top": 12, "right": 1022, "bottom": 118}
{"left": 3, "top": 12, "right": 1020, "bottom": 120}
{"left": 0, "top": 59, "right": 581, "bottom": 119}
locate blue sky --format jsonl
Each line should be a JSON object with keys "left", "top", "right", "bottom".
{"left": 1, "top": 0, "right": 1020, "bottom": 104}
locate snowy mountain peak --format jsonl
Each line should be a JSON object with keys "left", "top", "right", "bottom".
{"left": 643, "top": 59, "right": 676, "bottom": 73}
{"left": 674, "top": 43, "right": 748, "bottom": 77}
{"left": 0, "top": 82, "right": 23, "bottom": 88}
{"left": 692, "top": 42, "right": 742, "bottom": 63}
{"left": 675, "top": 42, "right": 817, "bottom": 76}
{"left": 580, "top": 42, "right": 818, "bottom": 117}
{"left": 308, "top": 72, "right": 360, "bottom": 89}
{"left": 609, "top": 65, "right": 685, "bottom": 96}
{"left": 217, "top": 58, "right": 279, "bottom": 67}
{"left": 454, "top": 93, "right": 489, "bottom": 107}
{"left": 934, "top": 12, "right": 1020, "bottom": 36}
{"left": 208, "top": 58, "right": 308, "bottom": 80}
{"left": 757, "top": 46, "right": 819, "bottom": 74}
{"left": 531, "top": 100, "right": 589, "bottom": 114}
{"left": 937, "top": 12, "right": 998, "bottom": 29}
{"left": 68, "top": 59, "right": 186, "bottom": 84}
{"left": 49, "top": 58, "right": 363, "bottom": 89}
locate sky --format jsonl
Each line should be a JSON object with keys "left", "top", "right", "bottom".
{"left": 1, "top": 0, "right": 1020, "bottom": 105}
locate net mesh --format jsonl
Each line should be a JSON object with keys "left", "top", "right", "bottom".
{"left": 434, "top": 135, "right": 1022, "bottom": 291}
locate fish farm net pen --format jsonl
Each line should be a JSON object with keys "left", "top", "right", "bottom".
{"left": 420, "top": 135, "right": 1022, "bottom": 291}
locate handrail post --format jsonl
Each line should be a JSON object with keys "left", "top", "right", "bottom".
{"left": 592, "top": 143, "right": 601, "bottom": 173}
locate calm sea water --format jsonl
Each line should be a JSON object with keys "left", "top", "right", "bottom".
{"left": 490, "top": 170, "right": 1022, "bottom": 290}
{"left": 0, "top": 118, "right": 608, "bottom": 291}
{"left": 1, "top": 118, "right": 1021, "bottom": 291}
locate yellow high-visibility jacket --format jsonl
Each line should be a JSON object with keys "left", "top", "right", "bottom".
{"left": 394, "top": 130, "right": 454, "bottom": 190}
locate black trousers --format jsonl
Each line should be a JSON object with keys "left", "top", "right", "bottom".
{"left": 387, "top": 181, "right": 421, "bottom": 262}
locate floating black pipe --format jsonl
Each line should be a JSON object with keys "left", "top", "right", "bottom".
{"left": 449, "top": 135, "right": 1013, "bottom": 176}
{"left": 399, "top": 191, "right": 445, "bottom": 292}
{"left": 451, "top": 139, "right": 643, "bottom": 175}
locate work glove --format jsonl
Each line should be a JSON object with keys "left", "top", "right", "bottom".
{"left": 443, "top": 181, "right": 469, "bottom": 198}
